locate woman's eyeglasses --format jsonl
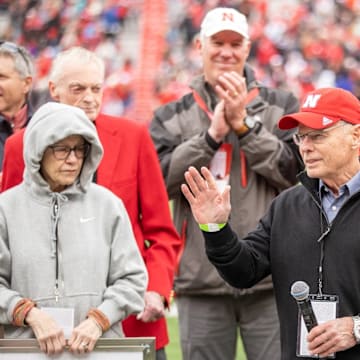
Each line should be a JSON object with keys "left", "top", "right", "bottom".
{"left": 48, "top": 143, "right": 91, "bottom": 160}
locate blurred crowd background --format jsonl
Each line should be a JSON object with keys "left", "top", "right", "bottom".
{"left": 0, "top": 0, "right": 359, "bottom": 123}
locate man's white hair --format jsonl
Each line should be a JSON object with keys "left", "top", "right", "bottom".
{"left": 49, "top": 47, "right": 105, "bottom": 83}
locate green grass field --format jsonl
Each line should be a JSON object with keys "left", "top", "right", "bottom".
{"left": 166, "top": 316, "right": 247, "bottom": 360}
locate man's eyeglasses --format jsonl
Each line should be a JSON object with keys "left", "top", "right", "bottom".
{"left": 48, "top": 143, "right": 90, "bottom": 160}
{"left": 0, "top": 41, "right": 32, "bottom": 74}
{"left": 293, "top": 123, "right": 348, "bottom": 146}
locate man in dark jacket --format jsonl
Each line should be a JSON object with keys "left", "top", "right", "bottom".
{"left": 150, "top": 6, "right": 302, "bottom": 360}
{"left": 181, "top": 87, "right": 360, "bottom": 359}
{"left": 0, "top": 41, "right": 33, "bottom": 177}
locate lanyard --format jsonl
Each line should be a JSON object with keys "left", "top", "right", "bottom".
{"left": 317, "top": 226, "right": 331, "bottom": 296}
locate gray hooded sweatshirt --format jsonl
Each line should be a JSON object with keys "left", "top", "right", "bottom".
{"left": 0, "top": 102, "right": 148, "bottom": 338}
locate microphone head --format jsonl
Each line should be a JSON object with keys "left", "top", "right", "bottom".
{"left": 291, "top": 281, "right": 310, "bottom": 301}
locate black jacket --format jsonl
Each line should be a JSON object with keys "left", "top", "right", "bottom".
{"left": 0, "top": 101, "right": 33, "bottom": 170}
{"left": 205, "top": 171, "right": 360, "bottom": 359}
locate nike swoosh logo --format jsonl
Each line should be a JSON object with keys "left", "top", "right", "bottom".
{"left": 80, "top": 217, "right": 96, "bottom": 223}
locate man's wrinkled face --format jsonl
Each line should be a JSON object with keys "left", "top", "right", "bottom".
{"left": 297, "top": 122, "right": 358, "bottom": 181}
{"left": 49, "top": 62, "right": 104, "bottom": 121}
{"left": 197, "top": 30, "right": 250, "bottom": 88}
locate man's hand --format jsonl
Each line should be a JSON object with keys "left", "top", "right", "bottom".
{"left": 136, "top": 291, "right": 166, "bottom": 322}
{"left": 307, "top": 317, "right": 356, "bottom": 357}
{"left": 68, "top": 317, "right": 102, "bottom": 354}
{"left": 26, "top": 307, "right": 66, "bottom": 355}
{"left": 215, "top": 71, "right": 248, "bottom": 132}
{"left": 208, "top": 99, "right": 231, "bottom": 142}
{"left": 181, "top": 166, "right": 231, "bottom": 224}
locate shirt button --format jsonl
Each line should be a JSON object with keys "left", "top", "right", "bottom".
{"left": 331, "top": 205, "right": 337, "bottom": 211}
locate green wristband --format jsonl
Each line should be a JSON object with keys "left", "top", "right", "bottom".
{"left": 199, "top": 223, "right": 226, "bottom": 232}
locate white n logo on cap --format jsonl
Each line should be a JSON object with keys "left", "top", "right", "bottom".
{"left": 302, "top": 94, "right": 321, "bottom": 108}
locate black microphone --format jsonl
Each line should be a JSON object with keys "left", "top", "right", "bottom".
{"left": 291, "top": 281, "right": 318, "bottom": 332}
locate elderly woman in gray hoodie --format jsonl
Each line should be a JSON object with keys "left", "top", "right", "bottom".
{"left": 0, "top": 102, "right": 148, "bottom": 355}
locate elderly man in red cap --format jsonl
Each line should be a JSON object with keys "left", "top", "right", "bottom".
{"left": 181, "top": 87, "right": 360, "bottom": 359}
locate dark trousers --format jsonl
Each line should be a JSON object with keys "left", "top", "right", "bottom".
{"left": 177, "top": 290, "right": 280, "bottom": 360}
{"left": 156, "top": 347, "right": 167, "bottom": 360}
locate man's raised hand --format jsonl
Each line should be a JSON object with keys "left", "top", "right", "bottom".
{"left": 181, "top": 166, "right": 231, "bottom": 224}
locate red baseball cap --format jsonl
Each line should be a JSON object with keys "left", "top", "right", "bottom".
{"left": 278, "top": 88, "right": 360, "bottom": 130}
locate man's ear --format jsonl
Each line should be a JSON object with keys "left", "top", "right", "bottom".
{"left": 195, "top": 36, "right": 202, "bottom": 52}
{"left": 351, "top": 124, "right": 360, "bottom": 150}
{"left": 244, "top": 39, "right": 252, "bottom": 60}
{"left": 48, "top": 81, "right": 59, "bottom": 101}
{"left": 23, "top": 76, "right": 33, "bottom": 95}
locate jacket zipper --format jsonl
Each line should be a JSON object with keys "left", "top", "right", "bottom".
{"left": 53, "top": 201, "right": 60, "bottom": 302}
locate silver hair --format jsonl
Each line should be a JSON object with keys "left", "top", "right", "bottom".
{"left": 0, "top": 42, "right": 34, "bottom": 78}
{"left": 49, "top": 46, "right": 105, "bottom": 84}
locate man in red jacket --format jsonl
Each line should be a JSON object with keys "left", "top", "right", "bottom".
{"left": 1, "top": 47, "right": 181, "bottom": 360}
